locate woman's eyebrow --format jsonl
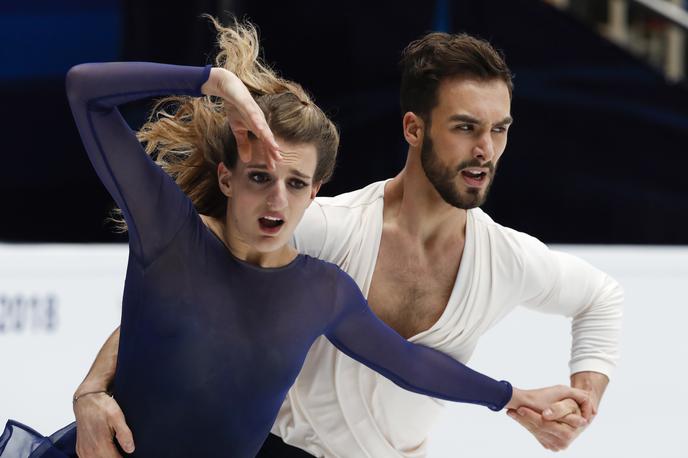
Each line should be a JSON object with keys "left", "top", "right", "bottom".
{"left": 247, "top": 163, "right": 311, "bottom": 179}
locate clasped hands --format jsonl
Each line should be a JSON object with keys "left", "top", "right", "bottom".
{"left": 506, "top": 385, "right": 597, "bottom": 451}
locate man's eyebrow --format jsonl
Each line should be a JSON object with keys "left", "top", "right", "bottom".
{"left": 447, "top": 114, "right": 514, "bottom": 126}
{"left": 448, "top": 114, "right": 481, "bottom": 124}
{"left": 246, "top": 163, "right": 312, "bottom": 180}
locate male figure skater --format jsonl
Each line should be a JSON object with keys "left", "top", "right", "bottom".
{"left": 73, "top": 31, "right": 622, "bottom": 457}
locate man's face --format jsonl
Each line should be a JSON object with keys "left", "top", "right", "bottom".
{"left": 421, "top": 78, "right": 512, "bottom": 209}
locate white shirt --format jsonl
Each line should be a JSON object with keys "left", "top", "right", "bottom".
{"left": 273, "top": 180, "right": 623, "bottom": 458}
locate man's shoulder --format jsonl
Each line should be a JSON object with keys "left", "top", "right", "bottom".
{"left": 294, "top": 180, "right": 387, "bottom": 258}
{"left": 470, "top": 207, "right": 549, "bottom": 258}
{"left": 470, "top": 208, "right": 560, "bottom": 290}
{"left": 313, "top": 180, "right": 387, "bottom": 211}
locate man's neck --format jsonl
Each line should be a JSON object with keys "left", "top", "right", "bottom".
{"left": 383, "top": 152, "right": 468, "bottom": 244}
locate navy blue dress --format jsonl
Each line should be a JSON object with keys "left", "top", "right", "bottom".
{"left": 0, "top": 62, "right": 512, "bottom": 458}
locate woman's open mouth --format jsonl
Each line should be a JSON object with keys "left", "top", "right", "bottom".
{"left": 258, "top": 216, "right": 285, "bottom": 234}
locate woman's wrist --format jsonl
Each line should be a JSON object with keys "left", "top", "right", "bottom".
{"left": 201, "top": 67, "right": 232, "bottom": 98}
{"left": 505, "top": 387, "right": 529, "bottom": 410}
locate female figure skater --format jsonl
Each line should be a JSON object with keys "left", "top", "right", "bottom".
{"left": 0, "top": 19, "right": 590, "bottom": 458}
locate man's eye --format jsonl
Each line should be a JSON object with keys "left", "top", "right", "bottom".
{"left": 492, "top": 126, "right": 508, "bottom": 134}
{"left": 249, "top": 172, "right": 271, "bottom": 183}
{"left": 289, "top": 179, "right": 307, "bottom": 189}
{"left": 455, "top": 124, "right": 473, "bottom": 131}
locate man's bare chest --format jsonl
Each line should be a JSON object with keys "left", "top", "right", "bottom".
{"left": 367, "top": 236, "right": 463, "bottom": 339}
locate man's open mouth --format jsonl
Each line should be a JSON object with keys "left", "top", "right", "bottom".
{"left": 460, "top": 170, "right": 487, "bottom": 181}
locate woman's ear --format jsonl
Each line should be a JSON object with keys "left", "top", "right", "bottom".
{"left": 217, "top": 162, "right": 233, "bottom": 197}
{"left": 309, "top": 181, "right": 322, "bottom": 201}
{"left": 402, "top": 111, "right": 425, "bottom": 148}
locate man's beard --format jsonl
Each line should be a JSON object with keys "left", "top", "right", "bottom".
{"left": 420, "top": 134, "right": 496, "bottom": 209}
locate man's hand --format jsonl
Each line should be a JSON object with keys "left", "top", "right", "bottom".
{"left": 72, "top": 328, "right": 131, "bottom": 457}
{"left": 73, "top": 391, "right": 134, "bottom": 457}
{"left": 507, "top": 371, "right": 608, "bottom": 451}
{"left": 507, "top": 398, "right": 589, "bottom": 451}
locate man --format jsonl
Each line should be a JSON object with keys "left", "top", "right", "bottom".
{"left": 73, "top": 31, "right": 622, "bottom": 457}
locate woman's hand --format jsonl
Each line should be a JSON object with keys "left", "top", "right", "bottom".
{"left": 201, "top": 68, "right": 281, "bottom": 168}
{"left": 73, "top": 390, "right": 134, "bottom": 457}
{"left": 507, "top": 385, "right": 594, "bottom": 424}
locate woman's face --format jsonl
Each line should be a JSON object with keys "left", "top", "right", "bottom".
{"left": 218, "top": 137, "right": 321, "bottom": 254}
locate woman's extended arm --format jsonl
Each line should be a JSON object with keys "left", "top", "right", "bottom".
{"left": 326, "top": 270, "right": 592, "bottom": 415}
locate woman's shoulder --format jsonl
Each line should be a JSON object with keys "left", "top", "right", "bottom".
{"left": 299, "top": 254, "right": 340, "bottom": 276}
{"left": 300, "top": 255, "right": 360, "bottom": 294}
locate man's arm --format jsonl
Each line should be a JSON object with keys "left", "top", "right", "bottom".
{"left": 73, "top": 327, "right": 135, "bottom": 457}
{"left": 508, "top": 243, "right": 622, "bottom": 450}
{"left": 74, "top": 327, "right": 120, "bottom": 397}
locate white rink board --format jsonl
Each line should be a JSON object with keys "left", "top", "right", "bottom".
{"left": 1, "top": 244, "right": 686, "bottom": 457}
{"left": 0, "top": 245, "right": 126, "bottom": 433}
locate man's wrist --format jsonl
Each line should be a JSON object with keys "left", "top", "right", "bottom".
{"left": 73, "top": 390, "right": 112, "bottom": 404}
{"left": 571, "top": 371, "right": 608, "bottom": 412}
{"left": 74, "top": 377, "right": 111, "bottom": 399}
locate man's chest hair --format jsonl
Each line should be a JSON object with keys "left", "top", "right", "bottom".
{"left": 367, "top": 244, "right": 462, "bottom": 338}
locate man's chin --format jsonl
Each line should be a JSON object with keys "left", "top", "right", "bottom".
{"left": 449, "top": 189, "right": 488, "bottom": 210}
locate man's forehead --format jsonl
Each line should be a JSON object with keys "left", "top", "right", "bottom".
{"left": 438, "top": 76, "right": 510, "bottom": 94}
{"left": 434, "top": 78, "right": 511, "bottom": 121}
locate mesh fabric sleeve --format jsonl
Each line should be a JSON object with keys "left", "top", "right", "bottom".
{"left": 325, "top": 269, "right": 513, "bottom": 411}
{"left": 65, "top": 62, "right": 211, "bottom": 263}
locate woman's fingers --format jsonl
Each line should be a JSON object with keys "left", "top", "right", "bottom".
{"left": 217, "top": 70, "right": 281, "bottom": 166}
{"left": 226, "top": 104, "right": 280, "bottom": 167}
{"left": 233, "top": 129, "right": 252, "bottom": 163}
{"left": 542, "top": 398, "right": 578, "bottom": 418}
{"left": 567, "top": 387, "right": 594, "bottom": 420}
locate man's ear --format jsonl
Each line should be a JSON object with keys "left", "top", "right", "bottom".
{"left": 309, "top": 181, "right": 322, "bottom": 201}
{"left": 217, "top": 162, "right": 233, "bottom": 197}
{"left": 402, "top": 111, "right": 425, "bottom": 148}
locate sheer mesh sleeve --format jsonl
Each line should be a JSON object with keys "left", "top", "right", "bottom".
{"left": 65, "top": 62, "right": 211, "bottom": 263}
{"left": 325, "top": 269, "right": 512, "bottom": 411}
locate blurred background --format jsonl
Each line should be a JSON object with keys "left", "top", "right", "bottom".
{"left": 2, "top": 0, "right": 687, "bottom": 243}
{"left": 1, "top": 0, "right": 687, "bottom": 457}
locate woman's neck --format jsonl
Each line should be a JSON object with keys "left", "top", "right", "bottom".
{"left": 200, "top": 215, "right": 297, "bottom": 268}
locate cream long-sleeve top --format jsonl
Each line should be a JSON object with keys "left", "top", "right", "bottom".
{"left": 273, "top": 180, "right": 623, "bottom": 458}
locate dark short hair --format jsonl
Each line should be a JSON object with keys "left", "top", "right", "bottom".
{"left": 400, "top": 32, "right": 513, "bottom": 121}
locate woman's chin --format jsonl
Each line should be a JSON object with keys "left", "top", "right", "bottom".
{"left": 252, "top": 235, "right": 289, "bottom": 253}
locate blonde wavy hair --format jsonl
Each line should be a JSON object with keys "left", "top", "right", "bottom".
{"left": 113, "top": 17, "right": 339, "bottom": 229}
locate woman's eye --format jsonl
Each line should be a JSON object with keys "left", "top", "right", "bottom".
{"left": 249, "top": 172, "right": 271, "bottom": 183}
{"left": 289, "top": 179, "right": 307, "bottom": 189}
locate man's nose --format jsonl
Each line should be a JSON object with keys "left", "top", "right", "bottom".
{"left": 472, "top": 131, "right": 495, "bottom": 162}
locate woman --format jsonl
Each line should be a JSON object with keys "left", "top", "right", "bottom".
{"left": 0, "top": 19, "right": 590, "bottom": 458}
